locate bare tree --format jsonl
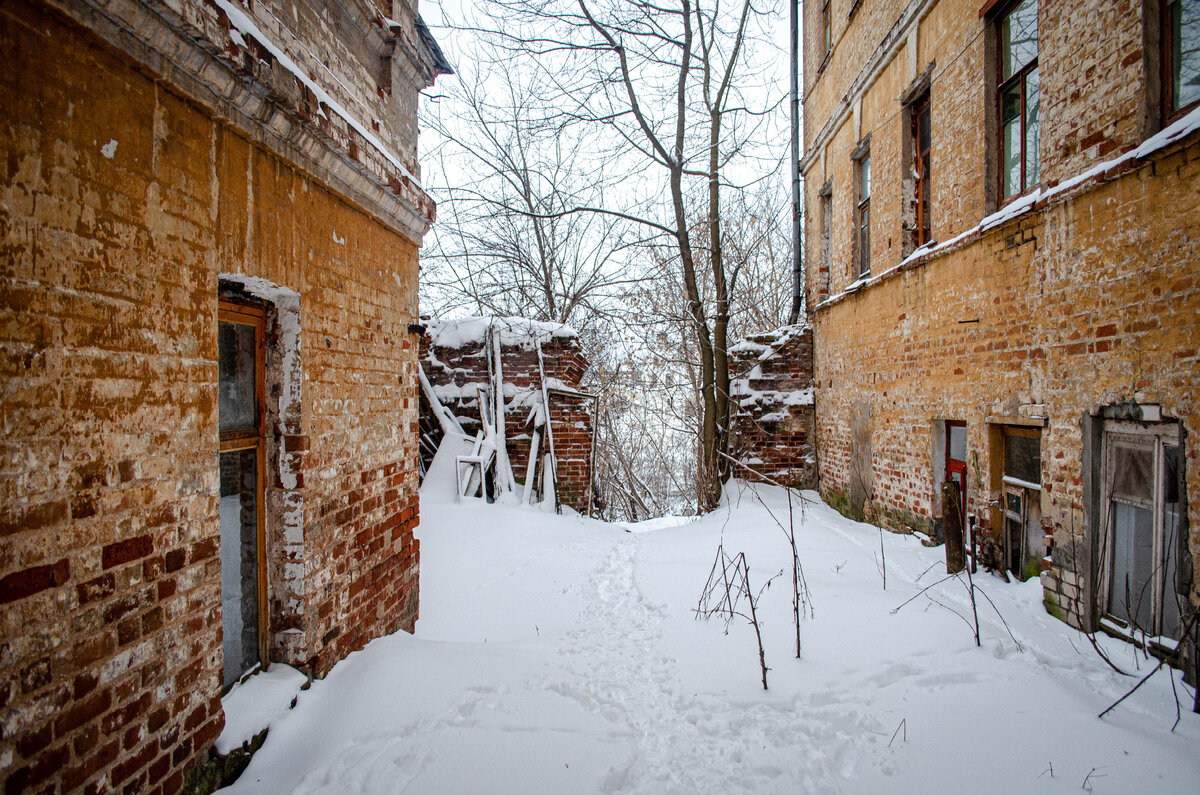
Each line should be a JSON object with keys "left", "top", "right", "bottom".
{"left": 464, "top": 0, "right": 784, "bottom": 511}
{"left": 422, "top": 52, "right": 641, "bottom": 332}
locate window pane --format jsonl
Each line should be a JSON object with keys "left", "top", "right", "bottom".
{"left": 219, "top": 322, "right": 258, "bottom": 432}
{"left": 1004, "top": 432, "right": 1040, "bottom": 484}
{"left": 1175, "top": 0, "right": 1200, "bottom": 110}
{"left": 860, "top": 205, "right": 870, "bottom": 273}
{"left": 1002, "top": 106, "right": 1022, "bottom": 198}
{"left": 1001, "top": 0, "right": 1039, "bottom": 80}
{"left": 1024, "top": 67, "right": 1040, "bottom": 186}
{"left": 220, "top": 448, "right": 260, "bottom": 687}
{"left": 948, "top": 424, "right": 966, "bottom": 461}
{"left": 1161, "top": 446, "right": 1183, "bottom": 638}
{"left": 1108, "top": 501, "right": 1155, "bottom": 631}
{"left": 861, "top": 156, "right": 871, "bottom": 200}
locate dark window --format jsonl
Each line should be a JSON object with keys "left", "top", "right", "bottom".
{"left": 1166, "top": 0, "right": 1200, "bottom": 119}
{"left": 1004, "top": 431, "right": 1040, "bottom": 485}
{"left": 855, "top": 153, "right": 871, "bottom": 276}
{"left": 910, "top": 94, "right": 932, "bottom": 247}
{"left": 819, "top": 186, "right": 833, "bottom": 296}
{"left": 998, "top": 0, "right": 1040, "bottom": 200}
{"left": 822, "top": 0, "right": 832, "bottom": 60}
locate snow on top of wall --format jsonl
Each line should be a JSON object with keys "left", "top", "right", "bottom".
{"left": 729, "top": 324, "right": 809, "bottom": 362}
{"left": 732, "top": 386, "right": 814, "bottom": 408}
{"left": 212, "top": 0, "right": 418, "bottom": 186}
{"left": 426, "top": 316, "right": 578, "bottom": 350}
{"left": 816, "top": 102, "right": 1200, "bottom": 310}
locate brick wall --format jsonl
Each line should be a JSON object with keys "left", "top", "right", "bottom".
{"left": 728, "top": 326, "right": 817, "bottom": 491}
{"left": 801, "top": 0, "right": 1200, "bottom": 637}
{"left": 419, "top": 319, "right": 595, "bottom": 514}
{"left": 0, "top": 0, "right": 437, "bottom": 790}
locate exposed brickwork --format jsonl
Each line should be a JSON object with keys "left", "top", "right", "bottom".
{"left": 802, "top": 0, "right": 1200, "bottom": 646}
{"left": 728, "top": 326, "right": 817, "bottom": 490}
{"left": 1, "top": 0, "right": 440, "bottom": 790}
{"left": 419, "top": 321, "right": 595, "bottom": 514}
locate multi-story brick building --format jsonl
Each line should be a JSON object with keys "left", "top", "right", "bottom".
{"left": 1, "top": 0, "right": 448, "bottom": 790}
{"left": 802, "top": 0, "right": 1198, "bottom": 660}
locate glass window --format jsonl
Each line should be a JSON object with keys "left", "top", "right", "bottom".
{"left": 997, "top": 0, "right": 1039, "bottom": 199}
{"left": 1003, "top": 431, "right": 1040, "bottom": 484}
{"left": 856, "top": 154, "right": 871, "bottom": 275}
{"left": 1000, "top": 0, "right": 1038, "bottom": 79}
{"left": 948, "top": 424, "right": 967, "bottom": 462}
{"left": 1170, "top": 0, "right": 1200, "bottom": 113}
{"left": 1100, "top": 429, "right": 1186, "bottom": 639}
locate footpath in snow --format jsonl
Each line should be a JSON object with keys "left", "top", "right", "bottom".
{"left": 219, "top": 481, "right": 1200, "bottom": 793}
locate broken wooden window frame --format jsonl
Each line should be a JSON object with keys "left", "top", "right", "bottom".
{"left": 1095, "top": 420, "right": 1187, "bottom": 642}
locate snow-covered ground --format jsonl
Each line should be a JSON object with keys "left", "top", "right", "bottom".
{"left": 220, "top": 481, "right": 1199, "bottom": 793}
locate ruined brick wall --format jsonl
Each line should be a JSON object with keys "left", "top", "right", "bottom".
{"left": 728, "top": 326, "right": 817, "bottom": 491}
{"left": 420, "top": 319, "right": 595, "bottom": 514}
{"left": 0, "top": 0, "right": 437, "bottom": 790}
{"left": 801, "top": 0, "right": 1200, "bottom": 629}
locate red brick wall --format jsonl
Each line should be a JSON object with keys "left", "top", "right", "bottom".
{"left": 728, "top": 326, "right": 817, "bottom": 491}
{"left": 420, "top": 323, "right": 594, "bottom": 513}
{"left": 0, "top": 1, "right": 426, "bottom": 790}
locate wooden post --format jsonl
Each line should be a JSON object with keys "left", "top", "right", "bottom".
{"left": 943, "top": 480, "right": 965, "bottom": 573}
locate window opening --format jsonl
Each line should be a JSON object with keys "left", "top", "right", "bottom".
{"left": 819, "top": 183, "right": 833, "bottom": 297}
{"left": 910, "top": 94, "right": 932, "bottom": 248}
{"left": 997, "top": 0, "right": 1039, "bottom": 200}
{"left": 855, "top": 152, "right": 871, "bottom": 276}
{"left": 1166, "top": 0, "right": 1200, "bottom": 119}
{"left": 218, "top": 299, "right": 268, "bottom": 688}
{"left": 1000, "top": 427, "right": 1041, "bottom": 580}
{"left": 822, "top": 0, "right": 832, "bottom": 60}
{"left": 1099, "top": 425, "right": 1185, "bottom": 640}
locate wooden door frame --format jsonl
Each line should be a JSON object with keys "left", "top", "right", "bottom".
{"left": 218, "top": 298, "right": 269, "bottom": 673}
